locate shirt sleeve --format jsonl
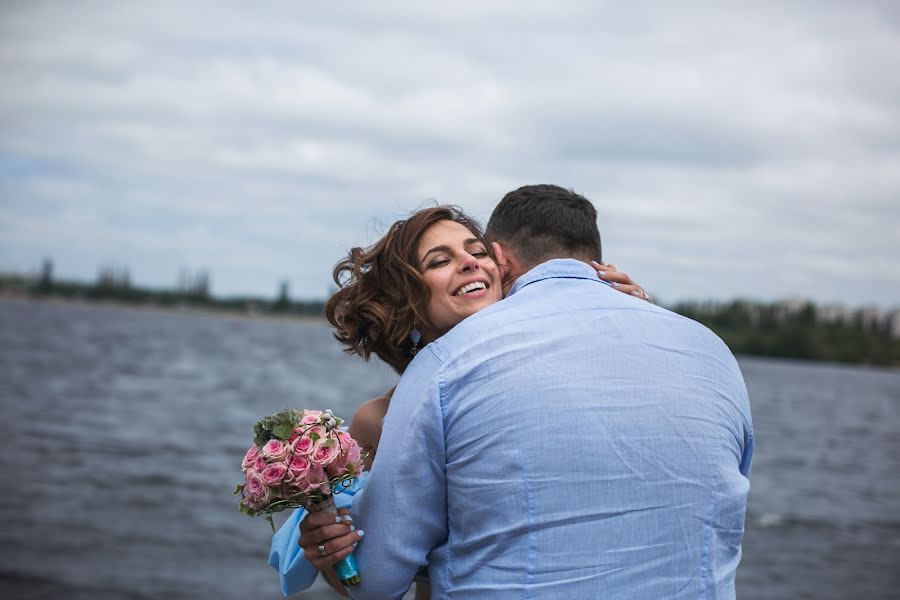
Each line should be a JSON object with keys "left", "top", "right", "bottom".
{"left": 348, "top": 347, "right": 447, "bottom": 600}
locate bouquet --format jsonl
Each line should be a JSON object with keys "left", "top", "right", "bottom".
{"left": 235, "top": 408, "right": 364, "bottom": 586}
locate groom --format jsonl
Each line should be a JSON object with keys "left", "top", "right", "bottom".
{"left": 308, "top": 184, "right": 753, "bottom": 598}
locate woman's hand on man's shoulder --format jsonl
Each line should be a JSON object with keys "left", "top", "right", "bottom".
{"left": 591, "top": 260, "right": 654, "bottom": 304}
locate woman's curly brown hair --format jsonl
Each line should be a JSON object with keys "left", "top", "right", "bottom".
{"left": 325, "top": 206, "right": 489, "bottom": 374}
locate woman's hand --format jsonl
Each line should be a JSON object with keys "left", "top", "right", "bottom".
{"left": 591, "top": 260, "right": 654, "bottom": 304}
{"left": 298, "top": 507, "right": 364, "bottom": 571}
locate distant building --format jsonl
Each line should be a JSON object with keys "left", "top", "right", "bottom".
{"left": 97, "top": 265, "right": 131, "bottom": 289}
{"left": 889, "top": 309, "right": 900, "bottom": 339}
{"left": 857, "top": 305, "right": 888, "bottom": 330}
{"left": 177, "top": 268, "right": 210, "bottom": 298}
{"left": 818, "top": 304, "right": 853, "bottom": 325}
{"left": 773, "top": 299, "right": 812, "bottom": 323}
{"left": 40, "top": 258, "right": 53, "bottom": 288}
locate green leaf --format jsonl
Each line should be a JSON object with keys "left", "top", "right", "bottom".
{"left": 234, "top": 484, "right": 244, "bottom": 495}
{"left": 272, "top": 423, "right": 293, "bottom": 440}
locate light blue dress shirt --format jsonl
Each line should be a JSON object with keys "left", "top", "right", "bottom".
{"left": 348, "top": 259, "right": 753, "bottom": 599}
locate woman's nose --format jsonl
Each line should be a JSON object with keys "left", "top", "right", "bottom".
{"left": 459, "top": 252, "right": 479, "bottom": 272}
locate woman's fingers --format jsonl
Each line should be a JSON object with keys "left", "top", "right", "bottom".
{"left": 625, "top": 286, "right": 653, "bottom": 303}
{"left": 593, "top": 261, "right": 634, "bottom": 285}
{"left": 302, "top": 529, "right": 365, "bottom": 570}
{"left": 300, "top": 510, "right": 345, "bottom": 535}
{"left": 317, "top": 538, "right": 357, "bottom": 569}
{"left": 611, "top": 283, "right": 641, "bottom": 295}
{"left": 298, "top": 509, "right": 364, "bottom": 569}
{"left": 614, "top": 283, "right": 653, "bottom": 303}
{"left": 591, "top": 260, "right": 654, "bottom": 304}
{"left": 302, "top": 521, "right": 352, "bottom": 545}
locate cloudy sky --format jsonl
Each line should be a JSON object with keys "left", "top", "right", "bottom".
{"left": 1, "top": 1, "right": 898, "bottom": 306}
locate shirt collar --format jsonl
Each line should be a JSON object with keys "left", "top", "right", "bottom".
{"left": 506, "top": 258, "right": 604, "bottom": 297}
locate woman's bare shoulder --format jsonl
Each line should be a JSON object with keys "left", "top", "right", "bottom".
{"left": 350, "top": 395, "right": 389, "bottom": 429}
{"left": 348, "top": 389, "right": 393, "bottom": 469}
{"left": 348, "top": 388, "right": 393, "bottom": 444}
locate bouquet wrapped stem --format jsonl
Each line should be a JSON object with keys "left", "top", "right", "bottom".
{"left": 235, "top": 408, "right": 365, "bottom": 586}
{"left": 309, "top": 495, "right": 361, "bottom": 586}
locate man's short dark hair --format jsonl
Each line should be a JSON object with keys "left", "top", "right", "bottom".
{"left": 485, "top": 184, "right": 602, "bottom": 266}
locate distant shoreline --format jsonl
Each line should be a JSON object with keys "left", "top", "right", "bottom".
{"left": 0, "top": 292, "right": 327, "bottom": 324}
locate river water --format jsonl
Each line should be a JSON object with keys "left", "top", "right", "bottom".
{"left": 1, "top": 297, "right": 898, "bottom": 599}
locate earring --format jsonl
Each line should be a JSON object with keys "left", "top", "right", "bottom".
{"left": 409, "top": 328, "right": 421, "bottom": 356}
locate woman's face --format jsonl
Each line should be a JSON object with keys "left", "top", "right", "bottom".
{"left": 416, "top": 220, "right": 502, "bottom": 342}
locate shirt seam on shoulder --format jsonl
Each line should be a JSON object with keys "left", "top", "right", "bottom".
{"left": 426, "top": 342, "right": 447, "bottom": 362}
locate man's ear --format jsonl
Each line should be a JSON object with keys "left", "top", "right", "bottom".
{"left": 491, "top": 242, "right": 509, "bottom": 279}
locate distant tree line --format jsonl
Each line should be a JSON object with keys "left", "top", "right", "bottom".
{"left": 672, "top": 300, "right": 900, "bottom": 367}
{"left": 1, "top": 270, "right": 325, "bottom": 318}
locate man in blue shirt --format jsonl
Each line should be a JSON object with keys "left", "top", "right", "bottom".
{"left": 305, "top": 185, "right": 753, "bottom": 598}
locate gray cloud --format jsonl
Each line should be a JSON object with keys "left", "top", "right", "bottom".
{"left": 1, "top": 1, "right": 898, "bottom": 306}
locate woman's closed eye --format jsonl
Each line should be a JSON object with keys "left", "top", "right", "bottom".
{"left": 426, "top": 257, "right": 450, "bottom": 269}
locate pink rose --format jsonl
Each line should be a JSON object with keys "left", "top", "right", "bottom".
{"left": 300, "top": 466, "right": 330, "bottom": 494}
{"left": 261, "top": 462, "right": 289, "bottom": 486}
{"left": 337, "top": 432, "right": 361, "bottom": 460}
{"left": 261, "top": 439, "right": 288, "bottom": 461}
{"left": 242, "top": 446, "right": 259, "bottom": 471}
{"left": 327, "top": 437, "right": 362, "bottom": 477}
{"left": 312, "top": 439, "right": 341, "bottom": 467}
{"left": 345, "top": 441, "right": 362, "bottom": 466}
{"left": 289, "top": 453, "right": 311, "bottom": 478}
{"left": 300, "top": 410, "right": 322, "bottom": 425}
{"left": 254, "top": 455, "right": 267, "bottom": 471}
{"left": 305, "top": 425, "right": 327, "bottom": 443}
{"left": 245, "top": 469, "right": 266, "bottom": 498}
{"left": 292, "top": 435, "right": 314, "bottom": 455}
{"left": 326, "top": 455, "right": 345, "bottom": 477}
{"left": 244, "top": 492, "right": 269, "bottom": 511}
